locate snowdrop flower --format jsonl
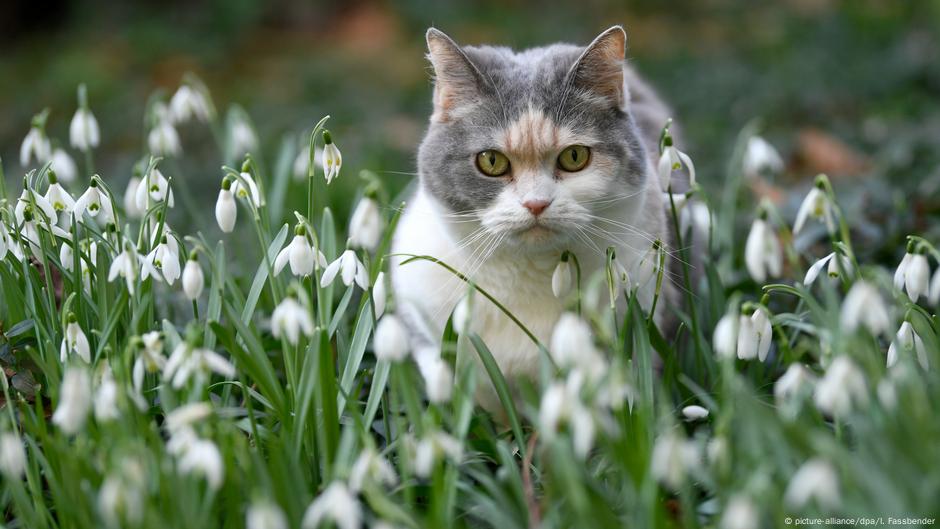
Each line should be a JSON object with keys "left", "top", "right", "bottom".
{"left": 321, "top": 131, "right": 343, "bottom": 184}
{"left": 550, "top": 312, "right": 606, "bottom": 380}
{"left": 60, "top": 313, "right": 91, "bottom": 363}
{"left": 887, "top": 321, "right": 929, "bottom": 370}
{"left": 372, "top": 272, "right": 388, "bottom": 319}
{"left": 784, "top": 458, "right": 841, "bottom": 509}
{"left": 122, "top": 176, "right": 143, "bottom": 219}
{"left": 94, "top": 367, "right": 120, "bottom": 422}
{"left": 414, "top": 431, "right": 462, "bottom": 478}
{"left": 0, "top": 221, "right": 16, "bottom": 261}
{"left": 109, "top": 241, "right": 161, "bottom": 294}
{"left": 271, "top": 296, "right": 315, "bottom": 345}
{"left": 681, "top": 405, "right": 709, "bottom": 421}
{"left": 302, "top": 481, "right": 361, "bottom": 529}
{"left": 233, "top": 171, "right": 262, "bottom": 208}
{"left": 247, "top": 500, "right": 288, "bottom": 529}
{"left": 657, "top": 135, "right": 695, "bottom": 190}
{"left": 230, "top": 119, "right": 258, "bottom": 157}
{"left": 135, "top": 168, "right": 175, "bottom": 211}
{"left": 929, "top": 268, "right": 940, "bottom": 306}
{"left": 721, "top": 495, "right": 759, "bottom": 529}
{"left": 539, "top": 373, "right": 595, "bottom": 458}
{"left": 52, "top": 366, "right": 92, "bottom": 435}
{"left": 840, "top": 280, "right": 890, "bottom": 337}
{"left": 713, "top": 312, "right": 738, "bottom": 359}
{"left": 373, "top": 314, "right": 410, "bottom": 362}
{"left": 348, "top": 195, "right": 383, "bottom": 251}
{"left": 98, "top": 467, "right": 145, "bottom": 529}
{"left": 73, "top": 178, "right": 114, "bottom": 224}
{"left": 15, "top": 187, "right": 57, "bottom": 225}
{"left": 177, "top": 438, "right": 224, "bottom": 490}
{"left": 0, "top": 433, "right": 26, "bottom": 479}
{"left": 274, "top": 225, "right": 316, "bottom": 277}
{"left": 165, "top": 402, "right": 213, "bottom": 434}
{"left": 169, "top": 84, "right": 212, "bottom": 124}
{"left": 894, "top": 249, "right": 930, "bottom": 302}
{"left": 321, "top": 249, "right": 368, "bottom": 290}
{"left": 163, "top": 343, "right": 235, "bottom": 389}
{"left": 146, "top": 234, "right": 181, "bottom": 285}
{"left": 793, "top": 184, "right": 835, "bottom": 235}
{"left": 672, "top": 196, "right": 711, "bottom": 238}
{"left": 215, "top": 178, "right": 237, "bottom": 232}
{"left": 292, "top": 145, "right": 323, "bottom": 181}
{"left": 743, "top": 136, "right": 783, "bottom": 178}
{"left": 182, "top": 252, "right": 205, "bottom": 300}
{"left": 814, "top": 356, "right": 868, "bottom": 417}
{"left": 735, "top": 314, "right": 758, "bottom": 360}
{"left": 651, "top": 429, "right": 700, "bottom": 490}
{"left": 44, "top": 171, "right": 76, "bottom": 220}
{"left": 775, "top": 363, "right": 817, "bottom": 407}
{"left": 452, "top": 294, "right": 471, "bottom": 335}
{"left": 20, "top": 125, "right": 51, "bottom": 167}
{"left": 133, "top": 331, "right": 166, "bottom": 400}
{"left": 413, "top": 347, "right": 453, "bottom": 403}
{"left": 148, "top": 103, "right": 182, "bottom": 157}
{"left": 552, "top": 252, "right": 574, "bottom": 299}
{"left": 744, "top": 214, "right": 782, "bottom": 282}
{"left": 51, "top": 148, "right": 78, "bottom": 184}
{"left": 349, "top": 447, "right": 398, "bottom": 492}
{"left": 751, "top": 307, "right": 773, "bottom": 362}
{"left": 804, "top": 251, "right": 852, "bottom": 286}
{"left": 70, "top": 113, "right": 100, "bottom": 153}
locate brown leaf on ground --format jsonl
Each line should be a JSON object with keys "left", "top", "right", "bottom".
{"left": 793, "top": 128, "right": 870, "bottom": 178}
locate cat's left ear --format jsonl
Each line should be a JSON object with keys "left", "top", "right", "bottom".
{"left": 568, "top": 26, "right": 628, "bottom": 109}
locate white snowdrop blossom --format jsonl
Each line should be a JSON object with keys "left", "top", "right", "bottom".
{"left": 784, "top": 459, "right": 841, "bottom": 509}
{"left": 165, "top": 402, "right": 213, "bottom": 434}
{"left": 743, "top": 135, "right": 783, "bottom": 178}
{"left": 123, "top": 176, "right": 143, "bottom": 219}
{"left": 52, "top": 366, "right": 92, "bottom": 435}
{"left": 657, "top": 139, "right": 695, "bottom": 190}
{"left": 550, "top": 312, "right": 606, "bottom": 380}
{"left": 109, "top": 241, "right": 161, "bottom": 294}
{"left": 721, "top": 495, "right": 759, "bottom": 529}
{"left": 744, "top": 217, "right": 782, "bottom": 282}
{"left": 73, "top": 179, "right": 115, "bottom": 224}
{"left": 894, "top": 250, "right": 930, "bottom": 302}
{"left": 51, "top": 148, "right": 78, "bottom": 184}
{"left": 452, "top": 294, "right": 471, "bottom": 336}
{"left": 551, "top": 254, "right": 574, "bottom": 298}
{"left": 274, "top": 227, "right": 316, "bottom": 277}
{"left": 133, "top": 331, "right": 167, "bottom": 402}
{"left": 373, "top": 314, "right": 410, "bottom": 362}
{"left": 804, "top": 251, "right": 852, "bottom": 286}
{"left": 713, "top": 312, "right": 738, "bottom": 359}
{"left": 775, "top": 363, "right": 817, "bottom": 409}
{"left": 929, "top": 267, "right": 940, "bottom": 306}
{"left": 736, "top": 314, "right": 758, "bottom": 361}
{"left": 148, "top": 115, "right": 182, "bottom": 157}
{"left": 169, "top": 84, "right": 212, "bottom": 124}
{"left": 163, "top": 343, "right": 236, "bottom": 389}
{"left": 182, "top": 255, "right": 205, "bottom": 300}
{"left": 321, "top": 131, "right": 342, "bottom": 184}
{"left": 271, "top": 296, "right": 315, "bottom": 346}
{"left": 413, "top": 347, "right": 454, "bottom": 404}
{"left": 681, "top": 405, "right": 709, "bottom": 421}
{"left": 302, "top": 481, "right": 361, "bottom": 529}
{"left": 793, "top": 186, "right": 835, "bottom": 234}
{"left": 413, "top": 431, "right": 463, "bottom": 478}
{"left": 135, "top": 168, "right": 175, "bottom": 211}
{"left": 15, "top": 188, "right": 57, "bottom": 225}
{"left": 215, "top": 182, "right": 237, "bottom": 233}
{"left": 372, "top": 271, "right": 388, "bottom": 319}
{"left": 292, "top": 146, "right": 323, "bottom": 181}
{"left": 887, "top": 321, "right": 929, "bottom": 370}
{"left": 751, "top": 307, "right": 773, "bottom": 362}
{"left": 348, "top": 196, "right": 383, "bottom": 251}
{"left": 98, "top": 464, "right": 145, "bottom": 529}
{"left": 230, "top": 119, "right": 259, "bottom": 157}
{"left": 814, "top": 356, "right": 868, "bottom": 417}
{"left": 233, "top": 172, "right": 262, "bottom": 208}
{"left": 60, "top": 315, "right": 91, "bottom": 363}
{"left": 247, "top": 500, "right": 288, "bottom": 529}
{"left": 539, "top": 373, "right": 596, "bottom": 458}
{"left": 320, "top": 249, "right": 368, "bottom": 290}
{"left": 44, "top": 175, "right": 76, "bottom": 221}
{"left": 349, "top": 447, "right": 398, "bottom": 492}
{"left": 840, "top": 280, "right": 890, "bottom": 337}
{"left": 177, "top": 438, "right": 224, "bottom": 490}
{"left": 20, "top": 126, "right": 51, "bottom": 167}
{"left": 651, "top": 429, "right": 700, "bottom": 490}
{"left": 94, "top": 367, "right": 121, "bottom": 422}
{"left": 146, "top": 235, "right": 181, "bottom": 285}
{"left": 70, "top": 107, "right": 100, "bottom": 151}
{"left": 0, "top": 433, "right": 26, "bottom": 479}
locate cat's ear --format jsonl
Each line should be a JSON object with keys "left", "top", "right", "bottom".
{"left": 568, "top": 26, "right": 628, "bottom": 109}
{"left": 426, "top": 28, "right": 485, "bottom": 122}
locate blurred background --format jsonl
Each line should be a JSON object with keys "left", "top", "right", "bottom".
{"left": 2, "top": 0, "right": 939, "bottom": 266}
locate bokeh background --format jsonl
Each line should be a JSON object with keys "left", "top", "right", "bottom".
{"left": 2, "top": 0, "right": 939, "bottom": 265}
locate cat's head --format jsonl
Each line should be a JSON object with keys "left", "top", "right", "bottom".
{"left": 417, "top": 26, "right": 652, "bottom": 251}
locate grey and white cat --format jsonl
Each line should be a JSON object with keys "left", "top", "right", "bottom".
{"left": 391, "top": 26, "right": 680, "bottom": 411}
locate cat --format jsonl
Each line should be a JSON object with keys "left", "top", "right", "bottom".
{"left": 391, "top": 26, "right": 683, "bottom": 412}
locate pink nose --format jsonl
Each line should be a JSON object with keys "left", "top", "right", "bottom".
{"left": 522, "top": 199, "right": 551, "bottom": 217}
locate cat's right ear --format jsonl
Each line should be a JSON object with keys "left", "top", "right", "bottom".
{"left": 426, "top": 28, "right": 485, "bottom": 122}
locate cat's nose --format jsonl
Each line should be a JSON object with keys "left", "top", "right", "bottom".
{"left": 522, "top": 199, "right": 552, "bottom": 217}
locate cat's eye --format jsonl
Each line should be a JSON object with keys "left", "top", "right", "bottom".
{"left": 557, "top": 145, "right": 591, "bottom": 172}
{"left": 475, "top": 150, "right": 510, "bottom": 177}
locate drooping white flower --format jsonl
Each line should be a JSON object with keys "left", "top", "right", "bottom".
{"left": 887, "top": 321, "right": 929, "bottom": 370}
{"left": 349, "top": 447, "right": 398, "bottom": 492}
{"left": 929, "top": 267, "right": 940, "bottom": 306}
{"left": 751, "top": 307, "right": 773, "bottom": 362}
{"left": 94, "top": 366, "right": 120, "bottom": 422}
{"left": 743, "top": 136, "right": 783, "bottom": 179}
{"left": 551, "top": 254, "right": 574, "bottom": 299}
{"left": 247, "top": 500, "right": 288, "bottom": 529}
{"left": 177, "top": 438, "right": 224, "bottom": 490}
{"left": 721, "top": 495, "right": 759, "bottom": 529}
{"left": 233, "top": 171, "right": 262, "bottom": 208}
{"left": 840, "top": 280, "right": 890, "bottom": 337}
{"left": 894, "top": 251, "right": 930, "bottom": 302}
{"left": 372, "top": 271, "right": 388, "bottom": 319}
{"left": 539, "top": 373, "right": 595, "bottom": 458}
{"left": 680, "top": 201, "right": 711, "bottom": 238}
{"left": 292, "top": 145, "right": 323, "bottom": 181}
{"left": 373, "top": 314, "right": 410, "bottom": 362}
{"left": 713, "top": 313, "right": 738, "bottom": 359}
{"left": 736, "top": 314, "right": 758, "bottom": 360}
{"left": 804, "top": 251, "right": 852, "bottom": 286}
{"left": 452, "top": 294, "right": 471, "bottom": 335}
{"left": 413, "top": 347, "right": 453, "bottom": 404}
{"left": 73, "top": 179, "right": 114, "bottom": 224}
{"left": 51, "top": 149, "right": 78, "bottom": 184}
{"left": 650, "top": 429, "right": 700, "bottom": 490}
{"left": 744, "top": 217, "right": 782, "bottom": 282}
{"left": 348, "top": 196, "right": 383, "bottom": 251}
{"left": 793, "top": 186, "right": 835, "bottom": 235}
{"left": 165, "top": 402, "right": 213, "bottom": 434}
{"left": 109, "top": 241, "right": 161, "bottom": 294}
{"left": 320, "top": 249, "right": 368, "bottom": 290}
{"left": 230, "top": 119, "right": 258, "bottom": 158}
{"left": 681, "top": 405, "right": 709, "bottom": 421}
{"left": 0, "top": 433, "right": 26, "bottom": 479}
{"left": 60, "top": 314, "right": 91, "bottom": 363}
{"left": 657, "top": 140, "right": 695, "bottom": 190}
{"left": 20, "top": 126, "right": 51, "bottom": 167}
{"left": 135, "top": 168, "right": 175, "bottom": 211}
{"left": 215, "top": 182, "right": 237, "bottom": 233}
{"left": 121, "top": 176, "right": 142, "bottom": 219}
{"left": 45, "top": 174, "right": 76, "bottom": 222}
{"left": 70, "top": 108, "right": 100, "bottom": 151}
{"left": 814, "top": 356, "right": 868, "bottom": 417}
{"left": 784, "top": 458, "right": 841, "bottom": 509}
{"left": 550, "top": 312, "right": 606, "bottom": 380}
{"left": 413, "top": 431, "right": 462, "bottom": 478}
{"left": 774, "top": 363, "right": 817, "bottom": 407}
{"left": 271, "top": 296, "right": 315, "bottom": 346}
{"left": 169, "top": 84, "right": 212, "bottom": 124}
{"left": 321, "top": 131, "right": 342, "bottom": 184}
{"left": 274, "top": 228, "right": 315, "bottom": 277}
{"left": 52, "top": 366, "right": 92, "bottom": 435}
{"left": 148, "top": 119, "right": 182, "bottom": 157}
{"left": 301, "top": 481, "right": 361, "bottom": 529}
{"left": 182, "top": 255, "right": 205, "bottom": 300}
{"left": 15, "top": 187, "right": 57, "bottom": 225}
{"left": 98, "top": 465, "right": 145, "bottom": 529}
{"left": 146, "top": 235, "right": 181, "bottom": 285}
{"left": 133, "top": 331, "right": 166, "bottom": 402}
{"left": 163, "top": 343, "right": 235, "bottom": 389}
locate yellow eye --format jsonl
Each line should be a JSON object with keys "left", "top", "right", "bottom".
{"left": 557, "top": 145, "right": 591, "bottom": 172}
{"left": 475, "top": 150, "right": 510, "bottom": 177}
